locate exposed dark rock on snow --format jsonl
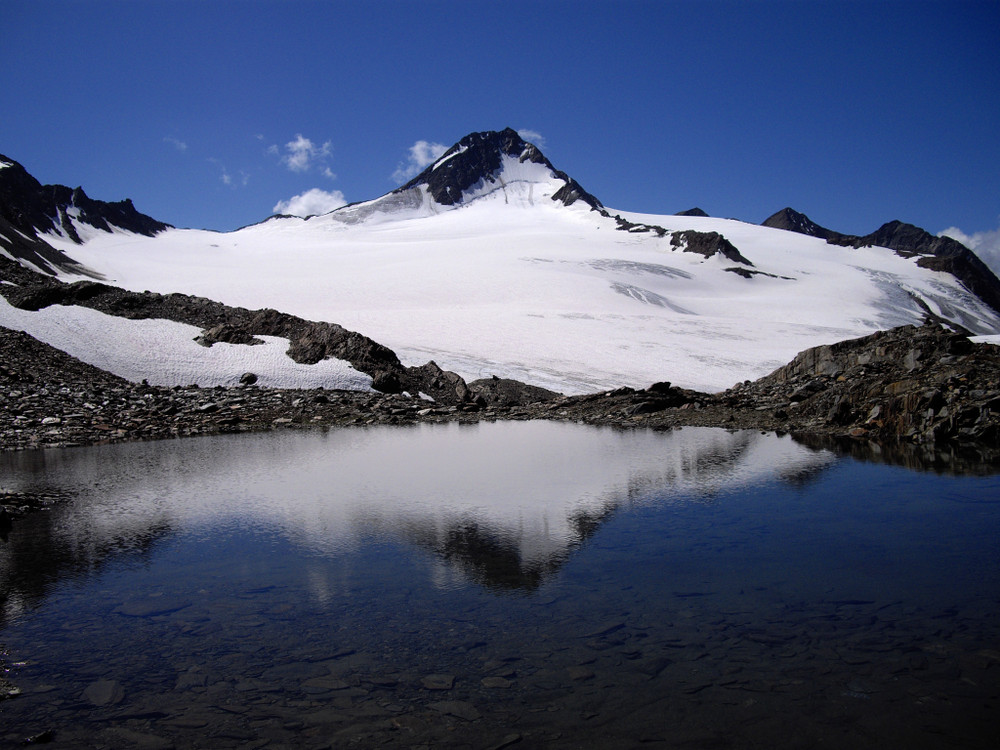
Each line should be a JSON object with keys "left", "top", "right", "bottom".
{"left": 3, "top": 316, "right": 998, "bottom": 470}
{"left": 669, "top": 230, "right": 753, "bottom": 266}
{"left": 0, "top": 254, "right": 559, "bottom": 408}
{"left": 396, "top": 128, "right": 604, "bottom": 211}
{"left": 762, "top": 208, "right": 1000, "bottom": 317}
{"left": 761, "top": 207, "right": 838, "bottom": 239}
{"left": 827, "top": 221, "right": 1000, "bottom": 316}
{"left": 675, "top": 207, "right": 709, "bottom": 217}
{"left": 602, "top": 213, "right": 751, "bottom": 266}
{"left": 0, "top": 214, "right": 95, "bottom": 278}
{"left": 723, "top": 267, "right": 792, "bottom": 280}
{"left": 0, "top": 154, "right": 169, "bottom": 276}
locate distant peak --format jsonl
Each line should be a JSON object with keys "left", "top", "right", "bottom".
{"left": 394, "top": 128, "right": 603, "bottom": 211}
{"left": 675, "top": 207, "right": 709, "bottom": 217}
{"left": 761, "top": 207, "right": 835, "bottom": 239}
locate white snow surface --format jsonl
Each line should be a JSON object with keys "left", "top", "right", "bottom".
{"left": 0, "top": 294, "right": 373, "bottom": 390}
{"left": 10, "top": 169, "right": 1000, "bottom": 394}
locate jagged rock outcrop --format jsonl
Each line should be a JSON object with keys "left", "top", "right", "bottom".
{"left": 669, "top": 230, "right": 753, "bottom": 266}
{"left": 396, "top": 128, "right": 604, "bottom": 211}
{"left": 762, "top": 207, "right": 1000, "bottom": 318}
{"left": 827, "top": 220, "right": 1000, "bottom": 316}
{"left": 0, "top": 154, "right": 169, "bottom": 276}
{"left": 0, "top": 254, "right": 559, "bottom": 407}
{"left": 748, "top": 323, "right": 1000, "bottom": 444}
{"left": 0, "top": 154, "right": 170, "bottom": 242}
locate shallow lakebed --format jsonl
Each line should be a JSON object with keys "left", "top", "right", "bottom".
{"left": 1, "top": 422, "right": 998, "bottom": 748}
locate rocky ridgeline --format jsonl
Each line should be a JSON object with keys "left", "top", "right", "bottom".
{"left": 4, "top": 318, "right": 999, "bottom": 468}
{"left": 539, "top": 322, "right": 1000, "bottom": 466}
{"left": 748, "top": 323, "right": 1000, "bottom": 444}
{"left": 0, "top": 254, "right": 558, "bottom": 407}
{"left": 0, "top": 328, "right": 548, "bottom": 457}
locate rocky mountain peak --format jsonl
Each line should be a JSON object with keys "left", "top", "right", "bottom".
{"left": 0, "top": 153, "right": 171, "bottom": 276}
{"left": 761, "top": 207, "right": 835, "bottom": 239}
{"left": 0, "top": 154, "right": 171, "bottom": 243}
{"left": 394, "top": 128, "right": 603, "bottom": 211}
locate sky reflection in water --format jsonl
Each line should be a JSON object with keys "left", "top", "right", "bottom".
{"left": 1, "top": 423, "right": 998, "bottom": 749}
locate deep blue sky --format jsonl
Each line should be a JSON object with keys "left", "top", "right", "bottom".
{"left": 2, "top": 0, "right": 998, "bottom": 250}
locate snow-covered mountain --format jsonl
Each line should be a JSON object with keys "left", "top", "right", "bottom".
{"left": 3, "top": 131, "right": 1000, "bottom": 394}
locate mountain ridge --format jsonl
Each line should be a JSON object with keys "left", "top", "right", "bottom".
{"left": 761, "top": 206, "right": 1000, "bottom": 316}
{"left": 395, "top": 127, "right": 604, "bottom": 211}
{"left": 3, "top": 130, "right": 1000, "bottom": 399}
{"left": 0, "top": 154, "right": 169, "bottom": 276}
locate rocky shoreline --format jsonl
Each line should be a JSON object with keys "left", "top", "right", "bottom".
{"left": 3, "top": 320, "right": 1000, "bottom": 482}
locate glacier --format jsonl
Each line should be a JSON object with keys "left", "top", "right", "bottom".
{"left": 3, "top": 131, "right": 1000, "bottom": 395}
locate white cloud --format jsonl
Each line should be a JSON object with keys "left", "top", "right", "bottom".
{"left": 517, "top": 129, "right": 546, "bottom": 147}
{"left": 392, "top": 140, "right": 448, "bottom": 183}
{"left": 273, "top": 188, "right": 347, "bottom": 218}
{"left": 163, "top": 136, "right": 187, "bottom": 152}
{"left": 939, "top": 220, "right": 1000, "bottom": 277}
{"left": 280, "top": 134, "right": 332, "bottom": 173}
{"left": 322, "top": 166, "right": 337, "bottom": 180}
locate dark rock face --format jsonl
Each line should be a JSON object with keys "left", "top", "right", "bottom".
{"left": 395, "top": 128, "right": 604, "bottom": 211}
{"left": 761, "top": 207, "right": 836, "bottom": 239}
{"left": 0, "top": 154, "right": 170, "bottom": 276}
{"left": 762, "top": 208, "right": 1000, "bottom": 319}
{"left": 0, "top": 155, "right": 170, "bottom": 242}
{"left": 827, "top": 221, "right": 1000, "bottom": 317}
{"left": 0, "top": 214, "right": 94, "bottom": 277}
{"left": 675, "top": 207, "right": 709, "bottom": 217}
{"left": 747, "top": 323, "right": 1000, "bottom": 445}
{"left": 669, "top": 230, "right": 753, "bottom": 266}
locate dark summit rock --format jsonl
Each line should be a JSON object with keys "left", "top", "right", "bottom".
{"left": 676, "top": 207, "right": 709, "bottom": 217}
{"left": 0, "top": 153, "right": 170, "bottom": 276}
{"left": 0, "top": 154, "right": 171, "bottom": 242}
{"left": 395, "top": 128, "right": 604, "bottom": 211}
{"left": 762, "top": 207, "right": 837, "bottom": 239}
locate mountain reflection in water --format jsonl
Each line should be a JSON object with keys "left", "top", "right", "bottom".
{"left": 1, "top": 424, "right": 833, "bottom": 613}
{"left": 2, "top": 423, "right": 999, "bottom": 750}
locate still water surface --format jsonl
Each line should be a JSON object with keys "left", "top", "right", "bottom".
{"left": 1, "top": 422, "right": 998, "bottom": 748}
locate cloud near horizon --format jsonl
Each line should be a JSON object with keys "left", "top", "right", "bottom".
{"left": 273, "top": 188, "right": 347, "bottom": 218}
{"left": 392, "top": 140, "right": 448, "bottom": 183}
{"left": 939, "top": 221, "right": 1000, "bottom": 277}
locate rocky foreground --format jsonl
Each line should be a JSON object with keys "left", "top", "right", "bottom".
{"left": 3, "top": 319, "right": 999, "bottom": 496}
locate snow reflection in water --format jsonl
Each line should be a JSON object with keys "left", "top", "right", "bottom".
{"left": 0, "top": 423, "right": 997, "bottom": 749}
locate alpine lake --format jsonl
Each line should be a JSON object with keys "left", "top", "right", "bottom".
{"left": 1, "top": 421, "right": 998, "bottom": 749}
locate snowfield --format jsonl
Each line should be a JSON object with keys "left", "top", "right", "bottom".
{"left": 5, "top": 160, "right": 1000, "bottom": 394}
{"left": 0, "top": 294, "right": 373, "bottom": 390}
